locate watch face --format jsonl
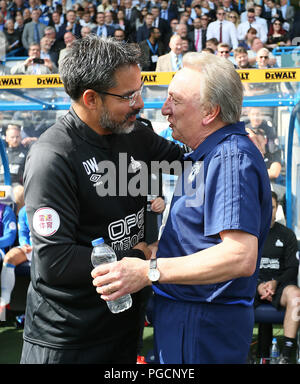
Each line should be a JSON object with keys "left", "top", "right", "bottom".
{"left": 149, "top": 268, "right": 160, "bottom": 282}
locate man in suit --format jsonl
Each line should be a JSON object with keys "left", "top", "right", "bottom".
{"left": 123, "top": 0, "right": 140, "bottom": 42}
{"left": 160, "top": 0, "right": 178, "bottom": 26}
{"left": 156, "top": 34, "right": 183, "bottom": 72}
{"left": 136, "top": 12, "right": 154, "bottom": 42}
{"left": 60, "top": 10, "right": 82, "bottom": 39}
{"left": 263, "top": 0, "right": 284, "bottom": 28}
{"left": 91, "top": 12, "right": 115, "bottom": 37}
{"left": 22, "top": 7, "right": 46, "bottom": 51}
{"left": 151, "top": 5, "right": 170, "bottom": 36}
{"left": 280, "top": 0, "right": 294, "bottom": 27}
{"left": 188, "top": 17, "right": 206, "bottom": 52}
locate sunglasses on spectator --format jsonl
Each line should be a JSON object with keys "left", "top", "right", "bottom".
{"left": 217, "top": 12, "right": 226, "bottom": 15}
{"left": 229, "top": 15, "right": 237, "bottom": 18}
{"left": 220, "top": 50, "right": 229, "bottom": 54}
{"left": 274, "top": 22, "right": 281, "bottom": 25}
{"left": 259, "top": 56, "right": 269, "bottom": 59}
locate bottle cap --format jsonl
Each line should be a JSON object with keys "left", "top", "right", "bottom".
{"left": 91, "top": 237, "right": 104, "bottom": 247}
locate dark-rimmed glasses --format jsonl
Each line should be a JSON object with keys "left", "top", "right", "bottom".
{"left": 97, "top": 83, "right": 144, "bottom": 107}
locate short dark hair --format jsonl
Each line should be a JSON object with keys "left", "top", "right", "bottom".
{"left": 59, "top": 35, "right": 141, "bottom": 100}
{"left": 271, "top": 191, "right": 278, "bottom": 203}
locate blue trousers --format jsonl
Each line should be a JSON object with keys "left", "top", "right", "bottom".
{"left": 153, "top": 295, "right": 254, "bottom": 364}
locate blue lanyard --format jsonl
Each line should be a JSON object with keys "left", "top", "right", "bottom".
{"left": 146, "top": 39, "right": 158, "bottom": 55}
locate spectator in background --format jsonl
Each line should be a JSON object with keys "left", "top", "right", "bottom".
{"left": 58, "top": 31, "right": 75, "bottom": 66}
{"left": 61, "top": 9, "right": 82, "bottom": 39}
{"left": 254, "top": 4, "right": 269, "bottom": 35}
{"left": 263, "top": 0, "right": 284, "bottom": 29}
{"left": 0, "top": 205, "right": 30, "bottom": 321}
{"left": 238, "top": 27, "right": 257, "bottom": 50}
{"left": 39, "top": 36, "right": 59, "bottom": 71}
{"left": 113, "top": 28, "right": 126, "bottom": 42}
{"left": 0, "top": 124, "right": 28, "bottom": 187}
{"left": 139, "top": 27, "right": 165, "bottom": 71}
{"left": 4, "top": 18, "right": 23, "bottom": 56}
{"left": 237, "top": 8, "right": 267, "bottom": 44}
{"left": 156, "top": 34, "right": 183, "bottom": 72}
{"left": 91, "top": 12, "right": 115, "bottom": 37}
{"left": 21, "top": 7, "right": 46, "bottom": 51}
{"left": 8, "top": 0, "right": 28, "bottom": 21}
{"left": 136, "top": 12, "right": 153, "bottom": 42}
{"left": 216, "top": 42, "right": 231, "bottom": 59}
{"left": 226, "top": 10, "right": 240, "bottom": 29}
{"left": 247, "top": 37, "right": 276, "bottom": 66}
{"left": 11, "top": 42, "right": 58, "bottom": 74}
{"left": 280, "top": 0, "right": 295, "bottom": 28}
{"left": 14, "top": 13, "right": 25, "bottom": 35}
{"left": 255, "top": 47, "right": 275, "bottom": 68}
{"left": 188, "top": 17, "right": 205, "bottom": 52}
{"left": 160, "top": 0, "right": 178, "bottom": 25}
{"left": 255, "top": 191, "right": 300, "bottom": 364}
{"left": 234, "top": 46, "right": 253, "bottom": 68}
{"left": 116, "top": 9, "right": 131, "bottom": 39}
{"left": 175, "top": 22, "right": 194, "bottom": 51}
{"left": 151, "top": 6, "right": 170, "bottom": 37}
{"left": 266, "top": 19, "right": 290, "bottom": 49}
{"left": 206, "top": 7, "right": 238, "bottom": 49}
{"left": 81, "top": 25, "right": 91, "bottom": 38}
{"left": 49, "top": 10, "right": 65, "bottom": 41}
{"left": 205, "top": 37, "right": 218, "bottom": 53}
{"left": 80, "top": 11, "right": 96, "bottom": 30}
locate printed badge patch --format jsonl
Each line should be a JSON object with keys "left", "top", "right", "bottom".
{"left": 33, "top": 207, "right": 60, "bottom": 237}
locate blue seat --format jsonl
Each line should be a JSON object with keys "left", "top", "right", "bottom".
{"left": 254, "top": 303, "right": 285, "bottom": 324}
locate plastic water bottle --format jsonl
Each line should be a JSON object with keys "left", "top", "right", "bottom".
{"left": 270, "top": 337, "right": 280, "bottom": 364}
{"left": 91, "top": 237, "right": 132, "bottom": 314}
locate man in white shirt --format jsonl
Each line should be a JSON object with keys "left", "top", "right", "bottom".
{"left": 237, "top": 8, "right": 267, "bottom": 43}
{"left": 206, "top": 7, "right": 238, "bottom": 49}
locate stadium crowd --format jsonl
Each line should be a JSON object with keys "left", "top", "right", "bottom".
{"left": 0, "top": 0, "right": 299, "bottom": 73}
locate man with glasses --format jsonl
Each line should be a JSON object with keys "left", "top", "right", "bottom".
{"left": 206, "top": 6, "right": 238, "bottom": 49}
{"left": 20, "top": 35, "right": 184, "bottom": 364}
{"left": 237, "top": 8, "right": 267, "bottom": 44}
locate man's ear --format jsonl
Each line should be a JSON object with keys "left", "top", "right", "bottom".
{"left": 202, "top": 105, "right": 220, "bottom": 126}
{"left": 82, "top": 89, "right": 101, "bottom": 110}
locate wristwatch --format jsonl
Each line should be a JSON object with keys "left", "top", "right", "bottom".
{"left": 148, "top": 258, "right": 160, "bottom": 284}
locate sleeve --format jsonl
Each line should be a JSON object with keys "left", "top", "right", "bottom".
{"left": 0, "top": 206, "right": 17, "bottom": 249}
{"left": 24, "top": 143, "right": 93, "bottom": 288}
{"left": 276, "top": 228, "right": 299, "bottom": 286}
{"left": 204, "top": 147, "right": 262, "bottom": 238}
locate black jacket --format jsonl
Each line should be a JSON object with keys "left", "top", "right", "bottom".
{"left": 23, "top": 108, "right": 183, "bottom": 349}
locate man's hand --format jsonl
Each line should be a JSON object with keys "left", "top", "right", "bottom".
{"left": 258, "top": 280, "right": 277, "bottom": 301}
{"left": 150, "top": 197, "right": 165, "bottom": 214}
{"left": 91, "top": 257, "right": 150, "bottom": 301}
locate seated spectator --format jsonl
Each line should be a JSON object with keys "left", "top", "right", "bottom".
{"left": 0, "top": 124, "right": 28, "bottom": 187}
{"left": 216, "top": 42, "right": 231, "bottom": 59}
{"left": 205, "top": 37, "right": 218, "bottom": 53}
{"left": 263, "top": 0, "right": 284, "bottom": 29}
{"left": 237, "top": 8, "right": 267, "bottom": 44}
{"left": 247, "top": 37, "right": 276, "bottom": 66}
{"left": 60, "top": 9, "right": 82, "bottom": 39}
{"left": 156, "top": 34, "right": 183, "bottom": 72}
{"left": 91, "top": 11, "right": 115, "bottom": 37}
{"left": 81, "top": 25, "right": 91, "bottom": 38}
{"left": 226, "top": 10, "right": 240, "bottom": 29}
{"left": 80, "top": 11, "right": 96, "bottom": 29}
{"left": 136, "top": 12, "right": 154, "bottom": 43}
{"left": 238, "top": 27, "right": 257, "bottom": 50}
{"left": 58, "top": 31, "right": 76, "bottom": 67}
{"left": 39, "top": 36, "right": 59, "bottom": 71}
{"left": 255, "top": 191, "right": 300, "bottom": 364}
{"left": 21, "top": 7, "right": 46, "bottom": 52}
{"left": 234, "top": 46, "right": 253, "bottom": 68}
{"left": 11, "top": 42, "right": 58, "bottom": 74}
{"left": 265, "top": 19, "right": 291, "bottom": 49}
{"left": 0, "top": 205, "right": 30, "bottom": 319}
{"left": 4, "top": 18, "right": 24, "bottom": 57}
{"left": 255, "top": 47, "right": 276, "bottom": 68}
{"left": 48, "top": 10, "right": 65, "bottom": 41}
{"left": 113, "top": 28, "right": 126, "bottom": 43}
{"left": 43, "top": 26, "right": 65, "bottom": 64}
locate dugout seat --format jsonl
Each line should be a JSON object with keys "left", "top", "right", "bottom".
{"left": 254, "top": 240, "right": 300, "bottom": 363}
